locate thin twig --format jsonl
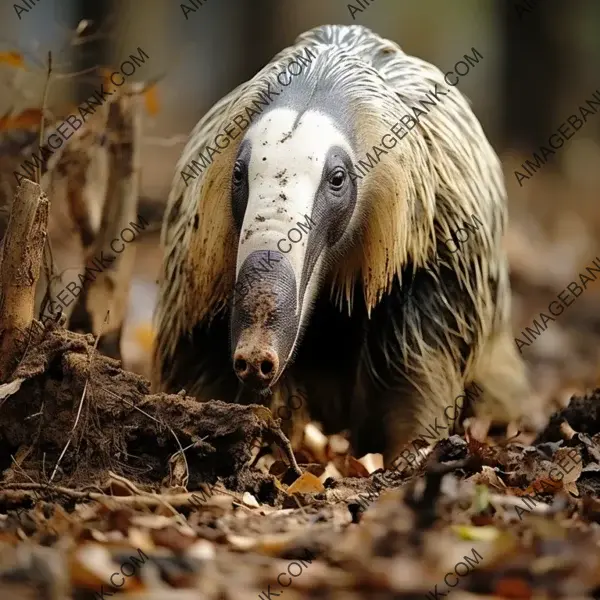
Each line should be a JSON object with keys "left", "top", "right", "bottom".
{"left": 36, "top": 51, "right": 52, "bottom": 184}
{"left": 10, "top": 455, "right": 37, "bottom": 486}
{"left": 12, "top": 321, "right": 42, "bottom": 373}
{"left": 9, "top": 455, "right": 41, "bottom": 518}
{"left": 49, "top": 311, "right": 107, "bottom": 483}
{"left": 0, "top": 483, "right": 235, "bottom": 508}
{"left": 37, "top": 51, "right": 57, "bottom": 312}
{"left": 292, "top": 494, "right": 310, "bottom": 522}
{"left": 268, "top": 427, "right": 302, "bottom": 477}
{"left": 39, "top": 233, "right": 58, "bottom": 321}
{"left": 24, "top": 410, "right": 43, "bottom": 420}
{"left": 107, "top": 471, "right": 186, "bottom": 526}
{"left": 172, "top": 440, "right": 200, "bottom": 457}
{"left": 101, "top": 386, "right": 190, "bottom": 490}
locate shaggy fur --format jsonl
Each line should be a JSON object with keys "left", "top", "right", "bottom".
{"left": 153, "top": 25, "right": 534, "bottom": 462}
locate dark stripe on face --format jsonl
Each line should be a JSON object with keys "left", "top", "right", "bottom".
{"left": 298, "top": 144, "right": 357, "bottom": 308}
{"left": 231, "top": 140, "right": 252, "bottom": 233}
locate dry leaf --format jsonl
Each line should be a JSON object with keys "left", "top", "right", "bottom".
{"left": 255, "top": 533, "right": 299, "bottom": 555}
{"left": 185, "top": 539, "right": 215, "bottom": 561}
{"left": 242, "top": 492, "right": 260, "bottom": 508}
{"left": 332, "top": 454, "right": 370, "bottom": 478}
{"left": 144, "top": 85, "right": 160, "bottom": 115}
{"left": 451, "top": 524, "right": 500, "bottom": 541}
{"left": 358, "top": 453, "right": 383, "bottom": 474}
{"left": 127, "top": 527, "right": 154, "bottom": 551}
{"left": 167, "top": 451, "right": 189, "bottom": 488}
{"left": 517, "top": 447, "right": 583, "bottom": 498}
{"left": 227, "top": 535, "right": 257, "bottom": 551}
{"left": 287, "top": 472, "right": 325, "bottom": 495}
{"left": 132, "top": 514, "right": 192, "bottom": 532}
{"left": 319, "top": 461, "right": 343, "bottom": 483}
{"left": 494, "top": 576, "right": 533, "bottom": 598}
{"left": 514, "top": 476, "right": 561, "bottom": 497}
{"left": 468, "top": 465, "right": 508, "bottom": 491}
{"left": 150, "top": 526, "right": 196, "bottom": 552}
{"left": 0, "top": 52, "right": 25, "bottom": 68}
{"left": 71, "top": 544, "right": 128, "bottom": 591}
{"left": 552, "top": 447, "right": 582, "bottom": 493}
{"left": 304, "top": 422, "right": 328, "bottom": 463}
{"left": 0, "top": 109, "right": 43, "bottom": 131}
{"left": 0, "top": 378, "right": 25, "bottom": 401}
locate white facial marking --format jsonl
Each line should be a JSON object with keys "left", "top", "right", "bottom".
{"left": 236, "top": 108, "right": 353, "bottom": 285}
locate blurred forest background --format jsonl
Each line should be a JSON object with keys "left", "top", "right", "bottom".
{"left": 1, "top": 0, "right": 600, "bottom": 413}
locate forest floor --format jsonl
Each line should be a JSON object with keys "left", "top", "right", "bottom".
{"left": 0, "top": 313, "right": 599, "bottom": 600}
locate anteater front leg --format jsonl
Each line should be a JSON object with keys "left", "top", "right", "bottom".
{"left": 352, "top": 277, "right": 473, "bottom": 469}
{"left": 376, "top": 351, "right": 466, "bottom": 470}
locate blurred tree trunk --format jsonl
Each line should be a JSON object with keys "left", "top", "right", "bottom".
{"left": 239, "top": 0, "right": 284, "bottom": 81}
{"left": 71, "top": 0, "right": 113, "bottom": 102}
{"left": 501, "top": 1, "right": 571, "bottom": 151}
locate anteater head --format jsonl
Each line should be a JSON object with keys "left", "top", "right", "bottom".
{"left": 229, "top": 108, "right": 359, "bottom": 391}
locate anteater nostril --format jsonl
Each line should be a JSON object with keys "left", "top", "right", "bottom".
{"left": 260, "top": 360, "right": 274, "bottom": 376}
{"left": 234, "top": 358, "right": 248, "bottom": 374}
{"left": 232, "top": 346, "right": 279, "bottom": 388}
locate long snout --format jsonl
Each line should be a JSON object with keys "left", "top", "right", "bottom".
{"left": 230, "top": 250, "right": 299, "bottom": 391}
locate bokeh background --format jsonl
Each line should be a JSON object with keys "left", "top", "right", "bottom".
{"left": 2, "top": 0, "right": 599, "bottom": 412}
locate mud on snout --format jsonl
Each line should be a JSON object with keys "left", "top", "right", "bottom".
{"left": 229, "top": 250, "right": 299, "bottom": 391}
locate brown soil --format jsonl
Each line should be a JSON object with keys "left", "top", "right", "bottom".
{"left": 0, "top": 320, "right": 599, "bottom": 599}
{"left": 0, "top": 321, "right": 296, "bottom": 509}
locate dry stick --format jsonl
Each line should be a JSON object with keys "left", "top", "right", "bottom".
{"left": 39, "top": 240, "right": 57, "bottom": 323}
{"left": 36, "top": 52, "right": 59, "bottom": 318}
{"left": 107, "top": 471, "right": 187, "bottom": 526}
{"left": 36, "top": 103, "right": 112, "bottom": 325}
{"left": 68, "top": 89, "right": 142, "bottom": 359}
{"left": 0, "top": 180, "right": 49, "bottom": 383}
{"left": 268, "top": 427, "right": 302, "bottom": 477}
{"left": 36, "top": 51, "right": 52, "bottom": 185}
{"left": 0, "top": 484, "right": 236, "bottom": 510}
{"left": 9, "top": 455, "right": 43, "bottom": 510}
{"left": 8, "top": 457, "right": 41, "bottom": 520}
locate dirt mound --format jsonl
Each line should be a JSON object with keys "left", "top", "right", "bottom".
{"left": 0, "top": 320, "right": 299, "bottom": 515}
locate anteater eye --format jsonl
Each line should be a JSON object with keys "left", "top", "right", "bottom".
{"left": 328, "top": 168, "right": 346, "bottom": 190}
{"left": 233, "top": 162, "right": 244, "bottom": 185}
